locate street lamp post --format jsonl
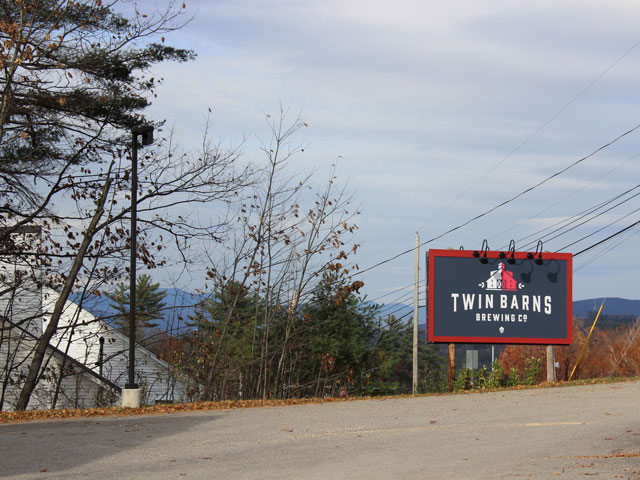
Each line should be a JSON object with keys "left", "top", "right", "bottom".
{"left": 122, "top": 124, "right": 154, "bottom": 408}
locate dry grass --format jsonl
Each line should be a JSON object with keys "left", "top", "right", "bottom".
{"left": 1, "top": 376, "right": 637, "bottom": 424}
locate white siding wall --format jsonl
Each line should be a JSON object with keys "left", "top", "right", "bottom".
{"left": 0, "top": 324, "right": 119, "bottom": 411}
{"left": 44, "top": 289, "right": 192, "bottom": 405}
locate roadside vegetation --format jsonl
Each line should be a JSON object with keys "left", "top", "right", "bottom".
{"left": 1, "top": 375, "right": 637, "bottom": 424}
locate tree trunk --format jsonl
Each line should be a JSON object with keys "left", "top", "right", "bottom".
{"left": 16, "top": 172, "right": 113, "bottom": 410}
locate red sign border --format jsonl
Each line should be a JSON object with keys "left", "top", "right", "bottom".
{"left": 427, "top": 249, "right": 573, "bottom": 345}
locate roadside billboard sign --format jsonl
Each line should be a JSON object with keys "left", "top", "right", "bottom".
{"left": 427, "top": 249, "right": 572, "bottom": 345}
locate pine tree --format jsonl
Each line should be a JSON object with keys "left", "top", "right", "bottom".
{"left": 182, "top": 281, "right": 263, "bottom": 400}
{"left": 301, "top": 274, "right": 378, "bottom": 397}
{"left": 0, "top": 0, "right": 194, "bottom": 217}
{"left": 371, "top": 314, "right": 411, "bottom": 394}
{"left": 106, "top": 274, "right": 167, "bottom": 338}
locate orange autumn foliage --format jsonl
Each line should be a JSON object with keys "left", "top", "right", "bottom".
{"left": 500, "top": 318, "right": 640, "bottom": 382}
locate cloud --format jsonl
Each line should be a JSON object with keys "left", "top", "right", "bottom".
{"left": 143, "top": 0, "right": 640, "bottom": 299}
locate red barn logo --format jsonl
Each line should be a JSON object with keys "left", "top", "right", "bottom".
{"left": 479, "top": 262, "right": 523, "bottom": 291}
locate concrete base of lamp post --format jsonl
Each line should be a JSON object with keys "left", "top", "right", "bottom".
{"left": 121, "top": 388, "right": 141, "bottom": 408}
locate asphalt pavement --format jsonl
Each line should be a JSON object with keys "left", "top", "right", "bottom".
{"left": 1, "top": 380, "right": 639, "bottom": 479}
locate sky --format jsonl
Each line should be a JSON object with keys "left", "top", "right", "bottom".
{"left": 138, "top": 0, "right": 640, "bottom": 304}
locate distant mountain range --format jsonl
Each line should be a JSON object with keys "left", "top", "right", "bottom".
{"left": 572, "top": 297, "right": 640, "bottom": 318}
{"left": 70, "top": 292, "right": 640, "bottom": 334}
{"left": 70, "top": 288, "right": 206, "bottom": 333}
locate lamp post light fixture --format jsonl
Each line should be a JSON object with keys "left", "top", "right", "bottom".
{"left": 122, "top": 124, "right": 154, "bottom": 408}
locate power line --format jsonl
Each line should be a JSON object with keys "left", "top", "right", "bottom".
{"left": 359, "top": 37, "right": 640, "bottom": 265}
{"left": 556, "top": 205, "right": 640, "bottom": 253}
{"left": 510, "top": 184, "right": 640, "bottom": 250}
{"left": 354, "top": 121, "right": 640, "bottom": 277}
{"left": 378, "top": 289, "right": 426, "bottom": 313}
{"left": 491, "top": 152, "right": 640, "bottom": 245}
{"left": 520, "top": 190, "right": 640, "bottom": 250}
{"left": 364, "top": 194, "right": 640, "bottom": 305}
{"left": 574, "top": 227, "right": 640, "bottom": 272}
{"left": 573, "top": 218, "right": 640, "bottom": 257}
{"left": 394, "top": 310, "right": 414, "bottom": 322}
{"left": 380, "top": 302, "right": 413, "bottom": 317}
{"left": 415, "top": 37, "right": 640, "bottom": 234}
{"left": 381, "top": 282, "right": 427, "bottom": 304}
{"left": 368, "top": 281, "right": 424, "bottom": 303}
{"left": 369, "top": 213, "right": 640, "bottom": 314}
{"left": 389, "top": 307, "right": 426, "bottom": 322}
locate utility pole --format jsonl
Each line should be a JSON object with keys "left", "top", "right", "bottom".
{"left": 546, "top": 345, "right": 556, "bottom": 382}
{"left": 412, "top": 232, "right": 419, "bottom": 394}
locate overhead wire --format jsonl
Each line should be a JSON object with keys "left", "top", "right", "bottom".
{"left": 519, "top": 189, "right": 640, "bottom": 250}
{"left": 385, "top": 306, "right": 426, "bottom": 323}
{"left": 414, "top": 37, "right": 640, "bottom": 235}
{"left": 353, "top": 121, "right": 640, "bottom": 277}
{"left": 491, "top": 153, "right": 640, "bottom": 245}
{"left": 372, "top": 210, "right": 640, "bottom": 315}
{"left": 356, "top": 37, "right": 640, "bottom": 269}
{"left": 368, "top": 281, "right": 424, "bottom": 303}
{"left": 378, "top": 299, "right": 426, "bottom": 313}
{"left": 395, "top": 310, "right": 414, "bottom": 322}
{"left": 370, "top": 185, "right": 640, "bottom": 312}
{"left": 378, "top": 289, "right": 426, "bottom": 315}
{"left": 380, "top": 302, "right": 413, "bottom": 317}
{"left": 369, "top": 186, "right": 640, "bottom": 309}
{"left": 379, "top": 288, "right": 425, "bottom": 306}
{"left": 556, "top": 205, "right": 640, "bottom": 252}
{"left": 573, "top": 217, "right": 640, "bottom": 257}
{"left": 368, "top": 191, "right": 640, "bottom": 311}
{"left": 374, "top": 218, "right": 640, "bottom": 319}
{"left": 574, "top": 226, "right": 640, "bottom": 272}
{"left": 508, "top": 184, "right": 640, "bottom": 250}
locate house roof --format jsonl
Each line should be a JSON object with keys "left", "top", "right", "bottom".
{"left": 2, "top": 317, "right": 122, "bottom": 392}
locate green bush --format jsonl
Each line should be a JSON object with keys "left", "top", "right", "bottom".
{"left": 453, "top": 360, "right": 540, "bottom": 391}
{"left": 524, "top": 357, "right": 541, "bottom": 385}
{"left": 454, "top": 368, "right": 476, "bottom": 390}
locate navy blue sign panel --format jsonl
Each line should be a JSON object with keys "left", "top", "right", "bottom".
{"left": 428, "top": 249, "right": 572, "bottom": 345}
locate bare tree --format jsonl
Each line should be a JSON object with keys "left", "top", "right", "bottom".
{"left": 184, "top": 108, "right": 362, "bottom": 401}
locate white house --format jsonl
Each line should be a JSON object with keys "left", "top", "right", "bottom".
{"left": 0, "top": 226, "right": 195, "bottom": 411}
{"left": 43, "top": 288, "right": 193, "bottom": 406}
{"left": 0, "top": 280, "right": 194, "bottom": 411}
{"left": 0, "top": 318, "right": 121, "bottom": 411}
